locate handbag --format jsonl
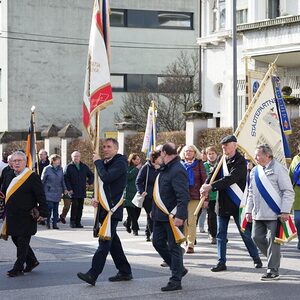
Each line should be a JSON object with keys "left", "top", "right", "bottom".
{"left": 132, "top": 165, "right": 149, "bottom": 208}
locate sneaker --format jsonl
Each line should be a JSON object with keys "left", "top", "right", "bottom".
{"left": 260, "top": 273, "right": 279, "bottom": 281}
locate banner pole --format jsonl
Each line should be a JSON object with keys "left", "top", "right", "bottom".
{"left": 31, "top": 106, "right": 40, "bottom": 175}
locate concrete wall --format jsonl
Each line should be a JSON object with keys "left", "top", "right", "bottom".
{"left": 2, "top": 0, "right": 200, "bottom": 136}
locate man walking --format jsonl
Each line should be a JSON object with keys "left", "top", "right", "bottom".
{"left": 77, "top": 138, "right": 132, "bottom": 286}
{"left": 152, "top": 143, "right": 189, "bottom": 291}
{"left": 246, "top": 144, "right": 294, "bottom": 280}
{"left": 64, "top": 151, "right": 93, "bottom": 228}
{"left": 201, "top": 135, "right": 262, "bottom": 272}
{"left": 0, "top": 151, "right": 48, "bottom": 277}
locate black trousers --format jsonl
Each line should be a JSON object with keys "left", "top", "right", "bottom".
{"left": 11, "top": 235, "right": 37, "bottom": 271}
{"left": 125, "top": 206, "right": 141, "bottom": 231}
{"left": 70, "top": 198, "right": 84, "bottom": 225}
{"left": 207, "top": 201, "right": 217, "bottom": 238}
{"left": 88, "top": 219, "right": 131, "bottom": 279}
{"left": 143, "top": 198, "right": 153, "bottom": 237}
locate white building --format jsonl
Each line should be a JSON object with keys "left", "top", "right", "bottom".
{"left": 0, "top": 0, "right": 200, "bottom": 138}
{"left": 198, "top": 0, "right": 300, "bottom": 128}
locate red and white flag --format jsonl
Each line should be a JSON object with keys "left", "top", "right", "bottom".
{"left": 83, "top": 0, "right": 112, "bottom": 143}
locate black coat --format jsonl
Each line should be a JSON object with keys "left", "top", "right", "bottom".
{"left": 152, "top": 156, "right": 189, "bottom": 222}
{"left": 64, "top": 162, "right": 94, "bottom": 199}
{"left": 208, "top": 151, "right": 247, "bottom": 217}
{"left": 94, "top": 154, "right": 128, "bottom": 222}
{"left": 1, "top": 171, "right": 48, "bottom": 236}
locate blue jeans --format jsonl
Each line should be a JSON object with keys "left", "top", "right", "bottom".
{"left": 217, "top": 214, "right": 259, "bottom": 265}
{"left": 47, "top": 201, "right": 59, "bottom": 226}
{"left": 152, "top": 221, "right": 184, "bottom": 283}
{"left": 294, "top": 210, "right": 300, "bottom": 243}
{"left": 88, "top": 219, "right": 131, "bottom": 279}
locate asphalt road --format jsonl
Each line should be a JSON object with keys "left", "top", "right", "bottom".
{"left": 1, "top": 206, "right": 300, "bottom": 300}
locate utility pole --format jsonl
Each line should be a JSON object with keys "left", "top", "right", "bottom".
{"left": 232, "top": 0, "right": 238, "bottom": 130}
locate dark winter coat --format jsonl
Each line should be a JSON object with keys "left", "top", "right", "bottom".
{"left": 208, "top": 151, "right": 247, "bottom": 217}
{"left": 41, "top": 165, "right": 66, "bottom": 202}
{"left": 124, "top": 166, "right": 139, "bottom": 208}
{"left": 1, "top": 171, "right": 48, "bottom": 236}
{"left": 152, "top": 156, "right": 189, "bottom": 222}
{"left": 94, "top": 154, "right": 128, "bottom": 221}
{"left": 64, "top": 162, "right": 94, "bottom": 199}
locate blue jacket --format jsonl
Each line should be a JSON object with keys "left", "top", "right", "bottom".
{"left": 64, "top": 162, "right": 94, "bottom": 199}
{"left": 41, "top": 165, "right": 66, "bottom": 202}
{"left": 94, "top": 154, "right": 128, "bottom": 221}
{"left": 152, "top": 156, "right": 189, "bottom": 222}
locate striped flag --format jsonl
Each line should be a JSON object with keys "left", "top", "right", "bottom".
{"left": 25, "top": 110, "right": 37, "bottom": 173}
{"left": 142, "top": 101, "right": 157, "bottom": 159}
{"left": 275, "top": 216, "right": 297, "bottom": 244}
{"left": 83, "top": 0, "right": 112, "bottom": 145}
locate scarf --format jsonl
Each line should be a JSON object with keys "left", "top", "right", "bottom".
{"left": 182, "top": 160, "right": 198, "bottom": 187}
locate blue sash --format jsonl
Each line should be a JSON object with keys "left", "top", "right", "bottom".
{"left": 254, "top": 167, "right": 280, "bottom": 214}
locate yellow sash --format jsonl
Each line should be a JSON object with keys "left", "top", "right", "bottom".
{"left": 153, "top": 175, "right": 186, "bottom": 244}
{"left": 97, "top": 178, "right": 124, "bottom": 240}
{"left": 0, "top": 168, "right": 32, "bottom": 240}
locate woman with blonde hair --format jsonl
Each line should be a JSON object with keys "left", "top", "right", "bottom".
{"left": 180, "top": 145, "right": 207, "bottom": 253}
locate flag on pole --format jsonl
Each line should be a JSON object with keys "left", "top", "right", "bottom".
{"left": 142, "top": 101, "right": 157, "bottom": 159}
{"left": 83, "top": 0, "right": 112, "bottom": 145}
{"left": 25, "top": 108, "right": 37, "bottom": 172}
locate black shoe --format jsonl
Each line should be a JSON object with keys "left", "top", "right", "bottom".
{"left": 194, "top": 239, "right": 197, "bottom": 245}
{"left": 146, "top": 236, "right": 151, "bottom": 242}
{"left": 24, "top": 261, "right": 39, "bottom": 273}
{"left": 253, "top": 257, "right": 263, "bottom": 268}
{"left": 132, "top": 230, "right": 138, "bottom": 236}
{"left": 46, "top": 223, "right": 51, "bottom": 229}
{"left": 77, "top": 272, "right": 96, "bottom": 286}
{"left": 182, "top": 267, "right": 188, "bottom": 277}
{"left": 161, "top": 281, "right": 182, "bottom": 292}
{"left": 70, "top": 222, "right": 76, "bottom": 228}
{"left": 7, "top": 269, "right": 24, "bottom": 277}
{"left": 108, "top": 272, "right": 133, "bottom": 282}
{"left": 260, "top": 273, "right": 279, "bottom": 281}
{"left": 76, "top": 224, "right": 84, "bottom": 228}
{"left": 53, "top": 225, "right": 59, "bottom": 230}
{"left": 211, "top": 263, "right": 227, "bottom": 272}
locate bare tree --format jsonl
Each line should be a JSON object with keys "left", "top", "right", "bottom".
{"left": 115, "top": 51, "right": 199, "bottom": 131}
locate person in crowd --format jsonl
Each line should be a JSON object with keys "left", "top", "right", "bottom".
{"left": 201, "top": 135, "right": 262, "bottom": 272}
{"left": 152, "top": 143, "right": 189, "bottom": 291}
{"left": 77, "top": 138, "right": 132, "bottom": 286}
{"left": 64, "top": 151, "right": 94, "bottom": 228}
{"left": 0, "top": 154, "right": 13, "bottom": 188}
{"left": 136, "top": 150, "right": 162, "bottom": 241}
{"left": 180, "top": 145, "right": 206, "bottom": 253}
{"left": 123, "top": 153, "right": 142, "bottom": 236}
{"left": 204, "top": 146, "right": 219, "bottom": 244}
{"left": 41, "top": 154, "right": 67, "bottom": 230}
{"left": 0, "top": 151, "right": 9, "bottom": 178}
{"left": 289, "top": 143, "right": 300, "bottom": 250}
{"left": 36, "top": 149, "right": 50, "bottom": 176}
{"left": 0, "top": 151, "right": 48, "bottom": 277}
{"left": 246, "top": 144, "right": 294, "bottom": 280}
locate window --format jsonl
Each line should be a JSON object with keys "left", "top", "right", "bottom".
{"left": 111, "top": 74, "right": 125, "bottom": 91}
{"left": 236, "top": 9, "right": 248, "bottom": 24}
{"left": 126, "top": 74, "right": 157, "bottom": 92}
{"left": 110, "top": 9, "right": 193, "bottom": 30}
{"left": 219, "top": 0, "right": 226, "bottom": 29}
{"left": 268, "top": 0, "right": 279, "bottom": 19}
{"left": 110, "top": 9, "right": 126, "bottom": 27}
{"left": 158, "top": 75, "right": 193, "bottom": 93}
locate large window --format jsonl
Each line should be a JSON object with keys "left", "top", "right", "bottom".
{"left": 110, "top": 9, "right": 193, "bottom": 30}
{"left": 111, "top": 74, "right": 194, "bottom": 93}
{"left": 237, "top": 9, "right": 248, "bottom": 24}
{"left": 268, "top": 0, "right": 279, "bottom": 19}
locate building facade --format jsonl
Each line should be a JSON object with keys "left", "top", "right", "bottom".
{"left": 198, "top": 0, "right": 300, "bottom": 128}
{"left": 0, "top": 0, "right": 200, "bottom": 137}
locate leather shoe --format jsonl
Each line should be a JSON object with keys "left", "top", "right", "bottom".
{"left": 211, "top": 263, "right": 227, "bottom": 272}
{"left": 24, "top": 261, "right": 39, "bottom": 273}
{"left": 253, "top": 257, "right": 263, "bottom": 268}
{"left": 108, "top": 272, "right": 133, "bottom": 282}
{"left": 53, "top": 225, "right": 59, "bottom": 230}
{"left": 70, "top": 222, "right": 76, "bottom": 228}
{"left": 7, "top": 269, "right": 24, "bottom": 277}
{"left": 77, "top": 272, "right": 96, "bottom": 286}
{"left": 182, "top": 267, "right": 188, "bottom": 277}
{"left": 161, "top": 281, "right": 182, "bottom": 292}
{"left": 76, "top": 224, "right": 84, "bottom": 228}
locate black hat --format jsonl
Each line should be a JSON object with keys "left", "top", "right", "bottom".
{"left": 220, "top": 135, "right": 237, "bottom": 144}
